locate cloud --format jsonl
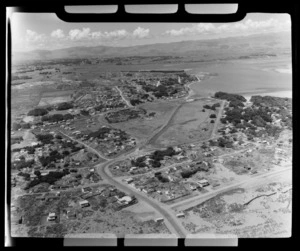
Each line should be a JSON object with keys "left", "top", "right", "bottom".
{"left": 133, "top": 27, "right": 150, "bottom": 39}
{"left": 51, "top": 29, "right": 65, "bottom": 39}
{"left": 163, "top": 18, "right": 291, "bottom": 37}
{"left": 102, "top": 29, "right": 129, "bottom": 40}
{"left": 25, "top": 29, "right": 46, "bottom": 42}
{"left": 69, "top": 28, "right": 91, "bottom": 40}
{"left": 164, "top": 23, "right": 215, "bottom": 36}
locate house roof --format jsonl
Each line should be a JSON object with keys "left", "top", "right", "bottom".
{"left": 79, "top": 200, "right": 89, "bottom": 205}
{"left": 119, "top": 196, "right": 132, "bottom": 202}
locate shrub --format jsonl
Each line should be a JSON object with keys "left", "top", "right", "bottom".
{"left": 57, "top": 102, "right": 73, "bottom": 111}
{"left": 12, "top": 122, "right": 21, "bottom": 131}
{"left": 36, "top": 134, "right": 54, "bottom": 145}
{"left": 214, "top": 91, "right": 246, "bottom": 102}
{"left": 28, "top": 108, "right": 48, "bottom": 116}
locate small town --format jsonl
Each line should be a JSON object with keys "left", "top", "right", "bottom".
{"left": 8, "top": 14, "right": 292, "bottom": 241}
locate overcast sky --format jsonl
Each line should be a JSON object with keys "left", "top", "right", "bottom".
{"left": 9, "top": 5, "right": 291, "bottom": 52}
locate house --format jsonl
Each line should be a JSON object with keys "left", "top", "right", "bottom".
{"left": 155, "top": 218, "right": 164, "bottom": 223}
{"left": 67, "top": 210, "right": 76, "bottom": 219}
{"left": 79, "top": 200, "right": 90, "bottom": 208}
{"left": 129, "top": 166, "right": 137, "bottom": 172}
{"left": 47, "top": 213, "right": 57, "bottom": 222}
{"left": 197, "top": 178, "right": 209, "bottom": 187}
{"left": 50, "top": 185, "right": 61, "bottom": 190}
{"left": 176, "top": 213, "right": 185, "bottom": 218}
{"left": 189, "top": 185, "right": 197, "bottom": 191}
{"left": 118, "top": 196, "right": 132, "bottom": 204}
{"left": 124, "top": 177, "right": 133, "bottom": 184}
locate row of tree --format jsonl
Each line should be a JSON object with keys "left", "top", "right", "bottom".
{"left": 41, "top": 113, "right": 74, "bottom": 123}
{"left": 27, "top": 108, "right": 48, "bottom": 116}
{"left": 203, "top": 103, "right": 220, "bottom": 110}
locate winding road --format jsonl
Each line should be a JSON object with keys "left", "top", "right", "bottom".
{"left": 96, "top": 159, "right": 188, "bottom": 238}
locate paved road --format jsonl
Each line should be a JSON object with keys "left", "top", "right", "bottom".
{"left": 96, "top": 159, "right": 188, "bottom": 238}
{"left": 57, "top": 129, "right": 188, "bottom": 236}
{"left": 171, "top": 165, "right": 292, "bottom": 210}
{"left": 115, "top": 86, "right": 132, "bottom": 108}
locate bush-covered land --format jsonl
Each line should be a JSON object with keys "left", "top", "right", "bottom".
{"left": 14, "top": 159, "right": 35, "bottom": 170}
{"left": 41, "top": 113, "right": 74, "bottom": 123}
{"left": 25, "top": 169, "right": 70, "bottom": 189}
{"left": 39, "top": 150, "right": 64, "bottom": 167}
{"left": 209, "top": 136, "right": 234, "bottom": 148}
{"left": 131, "top": 147, "right": 178, "bottom": 168}
{"left": 181, "top": 161, "right": 211, "bottom": 178}
{"left": 203, "top": 103, "right": 220, "bottom": 110}
{"left": 214, "top": 91, "right": 247, "bottom": 102}
{"left": 27, "top": 108, "right": 48, "bottom": 116}
{"left": 250, "top": 95, "right": 292, "bottom": 108}
{"left": 36, "top": 133, "right": 54, "bottom": 145}
{"left": 57, "top": 102, "right": 73, "bottom": 111}
{"left": 105, "top": 108, "right": 147, "bottom": 123}
{"left": 218, "top": 94, "right": 292, "bottom": 138}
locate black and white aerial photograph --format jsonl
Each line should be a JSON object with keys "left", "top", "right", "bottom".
{"left": 7, "top": 3, "right": 292, "bottom": 243}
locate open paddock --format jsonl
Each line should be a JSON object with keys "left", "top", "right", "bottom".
{"left": 105, "top": 101, "right": 179, "bottom": 145}
{"left": 153, "top": 100, "right": 215, "bottom": 148}
{"left": 38, "top": 90, "right": 73, "bottom": 107}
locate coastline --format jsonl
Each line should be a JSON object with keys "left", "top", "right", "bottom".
{"left": 243, "top": 90, "right": 292, "bottom": 101}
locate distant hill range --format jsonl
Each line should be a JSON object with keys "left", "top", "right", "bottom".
{"left": 12, "top": 31, "right": 291, "bottom": 62}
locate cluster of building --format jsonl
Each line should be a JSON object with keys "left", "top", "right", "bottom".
{"left": 110, "top": 146, "right": 188, "bottom": 176}
{"left": 78, "top": 185, "right": 138, "bottom": 213}
{"left": 73, "top": 86, "right": 127, "bottom": 115}
{"left": 121, "top": 159, "right": 213, "bottom": 203}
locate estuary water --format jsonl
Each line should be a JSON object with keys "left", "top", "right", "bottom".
{"left": 184, "top": 56, "right": 292, "bottom": 99}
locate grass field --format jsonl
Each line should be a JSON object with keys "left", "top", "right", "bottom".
{"left": 152, "top": 100, "right": 215, "bottom": 148}
{"left": 102, "top": 101, "right": 179, "bottom": 145}
{"left": 38, "top": 90, "right": 73, "bottom": 106}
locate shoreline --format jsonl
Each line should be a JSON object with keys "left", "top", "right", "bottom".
{"left": 187, "top": 77, "right": 292, "bottom": 101}
{"left": 242, "top": 90, "right": 292, "bottom": 101}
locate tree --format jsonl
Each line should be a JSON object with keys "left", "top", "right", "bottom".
{"left": 21, "top": 123, "right": 31, "bottom": 129}
{"left": 12, "top": 122, "right": 21, "bottom": 131}
{"left": 62, "top": 150, "right": 70, "bottom": 156}
{"left": 55, "top": 135, "right": 62, "bottom": 140}
{"left": 210, "top": 120, "right": 215, "bottom": 123}
{"left": 34, "top": 170, "right": 41, "bottom": 177}
{"left": 28, "top": 108, "right": 48, "bottom": 116}
{"left": 209, "top": 114, "right": 216, "bottom": 118}
{"left": 36, "top": 134, "right": 54, "bottom": 145}
{"left": 80, "top": 110, "right": 90, "bottom": 116}
{"left": 214, "top": 91, "right": 246, "bottom": 102}
{"left": 57, "top": 102, "right": 73, "bottom": 111}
